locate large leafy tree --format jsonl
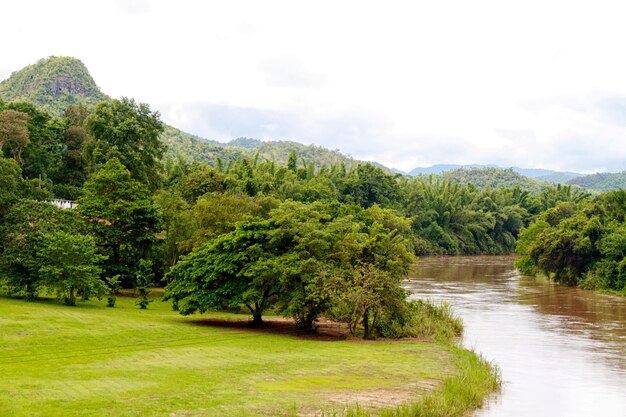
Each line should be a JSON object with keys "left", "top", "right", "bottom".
{"left": 78, "top": 158, "right": 161, "bottom": 286}
{"left": 177, "top": 163, "right": 225, "bottom": 203}
{"left": 325, "top": 205, "right": 416, "bottom": 338}
{"left": 38, "top": 231, "right": 105, "bottom": 306}
{"left": 165, "top": 200, "right": 416, "bottom": 335}
{"left": 164, "top": 220, "right": 279, "bottom": 324}
{"left": 0, "top": 157, "right": 23, "bottom": 216}
{"left": 50, "top": 104, "right": 94, "bottom": 195}
{"left": 86, "top": 97, "right": 165, "bottom": 190}
{"left": 0, "top": 200, "right": 85, "bottom": 299}
{"left": 0, "top": 109, "right": 30, "bottom": 163}
{"left": 154, "top": 189, "right": 195, "bottom": 277}
{"left": 4, "top": 102, "right": 65, "bottom": 181}
{"left": 342, "top": 163, "right": 401, "bottom": 208}
{"left": 182, "top": 192, "right": 277, "bottom": 251}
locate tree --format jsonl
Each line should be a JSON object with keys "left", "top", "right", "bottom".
{"left": 0, "top": 109, "right": 30, "bottom": 164}
{"left": 105, "top": 275, "right": 121, "bottom": 307}
{"left": 153, "top": 189, "right": 195, "bottom": 276}
{"left": 64, "top": 104, "right": 91, "bottom": 127}
{"left": 330, "top": 264, "right": 406, "bottom": 339}
{"left": 181, "top": 192, "right": 277, "bottom": 251}
{"left": 0, "top": 200, "right": 85, "bottom": 299}
{"left": 287, "top": 150, "right": 297, "bottom": 172}
{"left": 177, "top": 164, "right": 225, "bottom": 203}
{"left": 78, "top": 158, "right": 161, "bottom": 286}
{"left": 135, "top": 259, "right": 154, "bottom": 309}
{"left": 516, "top": 201, "right": 602, "bottom": 285}
{"left": 342, "top": 163, "right": 401, "bottom": 208}
{"left": 86, "top": 97, "right": 165, "bottom": 190}
{"left": 5, "top": 102, "right": 65, "bottom": 181}
{"left": 164, "top": 220, "right": 280, "bottom": 325}
{"left": 38, "top": 231, "right": 105, "bottom": 306}
{"left": 326, "top": 206, "right": 415, "bottom": 338}
{"left": 165, "top": 200, "right": 416, "bottom": 334}
{"left": 56, "top": 126, "right": 92, "bottom": 185}
{"left": 0, "top": 157, "right": 23, "bottom": 216}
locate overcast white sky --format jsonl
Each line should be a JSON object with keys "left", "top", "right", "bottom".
{"left": 2, "top": 0, "right": 626, "bottom": 173}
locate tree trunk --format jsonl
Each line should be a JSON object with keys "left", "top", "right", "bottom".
{"left": 66, "top": 288, "right": 77, "bottom": 306}
{"left": 252, "top": 312, "right": 264, "bottom": 326}
{"left": 363, "top": 308, "right": 371, "bottom": 339}
{"left": 247, "top": 304, "right": 264, "bottom": 326}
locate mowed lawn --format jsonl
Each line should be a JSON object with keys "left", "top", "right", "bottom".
{"left": 0, "top": 295, "right": 455, "bottom": 417}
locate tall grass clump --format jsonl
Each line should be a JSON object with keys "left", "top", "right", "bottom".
{"left": 376, "top": 299, "right": 463, "bottom": 342}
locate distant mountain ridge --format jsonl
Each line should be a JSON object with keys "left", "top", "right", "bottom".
{"left": 567, "top": 171, "right": 626, "bottom": 191}
{"left": 2, "top": 56, "right": 623, "bottom": 189}
{"left": 408, "top": 164, "right": 582, "bottom": 183}
{"left": 0, "top": 56, "right": 370, "bottom": 172}
{"left": 438, "top": 167, "right": 549, "bottom": 194}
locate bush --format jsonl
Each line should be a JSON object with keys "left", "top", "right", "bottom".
{"left": 514, "top": 256, "right": 536, "bottom": 276}
{"left": 376, "top": 299, "right": 463, "bottom": 342}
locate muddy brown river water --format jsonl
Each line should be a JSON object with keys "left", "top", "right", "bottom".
{"left": 405, "top": 256, "right": 626, "bottom": 417}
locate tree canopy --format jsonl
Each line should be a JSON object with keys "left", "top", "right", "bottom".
{"left": 516, "top": 190, "right": 626, "bottom": 293}
{"left": 78, "top": 157, "right": 161, "bottom": 286}
{"left": 86, "top": 97, "right": 165, "bottom": 189}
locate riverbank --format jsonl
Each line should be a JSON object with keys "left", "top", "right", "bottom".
{"left": 0, "top": 294, "right": 499, "bottom": 416}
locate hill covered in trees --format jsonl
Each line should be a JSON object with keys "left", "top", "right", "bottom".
{"left": 434, "top": 167, "right": 549, "bottom": 194}
{"left": 0, "top": 57, "right": 108, "bottom": 116}
{"left": 567, "top": 171, "right": 626, "bottom": 191}
{"left": 409, "top": 164, "right": 582, "bottom": 183}
{"left": 0, "top": 56, "right": 370, "bottom": 173}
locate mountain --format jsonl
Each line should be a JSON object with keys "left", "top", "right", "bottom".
{"left": 0, "top": 56, "right": 369, "bottom": 172}
{"left": 409, "top": 164, "right": 489, "bottom": 176}
{"left": 409, "top": 163, "right": 582, "bottom": 183}
{"left": 438, "top": 167, "right": 549, "bottom": 194}
{"left": 0, "top": 56, "right": 108, "bottom": 116}
{"left": 567, "top": 171, "right": 626, "bottom": 191}
{"left": 536, "top": 172, "right": 582, "bottom": 184}
{"left": 225, "top": 137, "right": 263, "bottom": 148}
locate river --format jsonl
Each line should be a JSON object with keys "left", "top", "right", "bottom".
{"left": 404, "top": 256, "right": 626, "bottom": 417}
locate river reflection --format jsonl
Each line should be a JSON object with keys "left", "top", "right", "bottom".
{"left": 405, "top": 256, "right": 626, "bottom": 417}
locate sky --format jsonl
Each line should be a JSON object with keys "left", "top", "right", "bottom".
{"left": 2, "top": 0, "right": 626, "bottom": 173}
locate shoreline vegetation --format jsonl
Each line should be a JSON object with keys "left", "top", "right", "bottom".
{"left": 0, "top": 291, "right": 500, "bottom": 417}
{"left": 515, "top": 190, "right": 626, "bottom": 296}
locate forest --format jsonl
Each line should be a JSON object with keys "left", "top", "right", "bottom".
{"left": 516, "top": 189, "right": 626, "bottom": 294}
{"left": 1, "top": 95, "right": 623, "bottom": 344}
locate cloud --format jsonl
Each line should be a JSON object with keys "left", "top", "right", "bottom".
{"left": 593, "top": 95, "right": 626, "bottom": 127}
{"left": 495, "top": 94, "right": 626, "bottom": 173}
{"left": 115, "top": 0, "right": 151, "bottom": 14}
{"left": 0, "top": 68, "right": 12, "bottom": 82}
{"left": 155, "top": 100, "right": 476, "bottom": 170}
{"left": 156, "top": 92, "right": 626, "bottom": 173}
{"left": 258, "top": 56, "right": 326, "bottom": 89}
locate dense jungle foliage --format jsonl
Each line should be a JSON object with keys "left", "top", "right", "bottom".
{"left": 516, "top": 190, "right": 626, "bottom": 294}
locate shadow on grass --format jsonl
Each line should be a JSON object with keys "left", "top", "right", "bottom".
{"left": 184, "top": 316, "right": 351, "bottom": 342}
{"left": 0, "top": 294, "right": 106, "bottom": 309}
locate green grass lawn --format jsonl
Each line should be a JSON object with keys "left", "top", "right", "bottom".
{"left": 0, "top": 295, "right": 496, "bottom": 417}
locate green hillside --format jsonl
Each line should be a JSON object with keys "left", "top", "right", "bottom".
{"left": 437, "top": 167, "right": 549, "bottom": 194}
{"left": 567, "top": 171, "right": 626, "bottom": 191}
{"left": 0, "top": 56, "right": 367, "bottom": 171}
{"left": 537, "top": 172, "right": 582, "bottom": 184}
{"left": 0, "top": 56, "right": 108, "bottom": 116}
